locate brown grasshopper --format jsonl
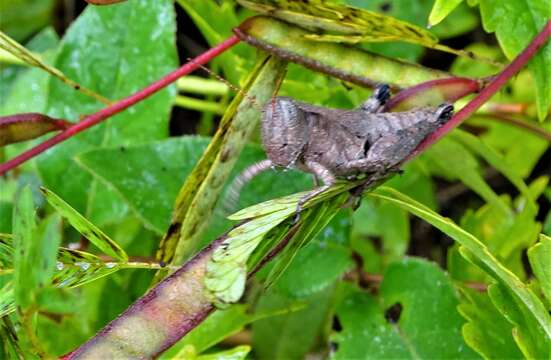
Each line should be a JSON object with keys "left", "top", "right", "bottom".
{"left": 226, "top": 84, "right": 453, "bottom": 214}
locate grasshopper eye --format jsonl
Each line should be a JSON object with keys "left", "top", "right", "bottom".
{"left": 374, "top": 84, "right": 391, "bottom": 104}
{"left": 436, "top": 104, "right": 454, "bottom": 122}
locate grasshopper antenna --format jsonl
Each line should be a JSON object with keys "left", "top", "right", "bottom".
{"left": 185, "top": 57, "right": 261, "bottom": 110}
{"left": 223, "top": 159, "right": 274, "bottom": 214}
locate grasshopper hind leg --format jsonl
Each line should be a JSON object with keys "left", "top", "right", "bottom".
{"left": 224, "top": 159, "right": 274, "bottom": 215}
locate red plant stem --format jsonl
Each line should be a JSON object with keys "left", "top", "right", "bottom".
{"left": 0, "top": 35, "right": 241, "bottom": 176}
{"left": 408, "top": 20, "right": 551, "bottom": 159}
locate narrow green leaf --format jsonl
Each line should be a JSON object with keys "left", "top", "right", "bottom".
{"left": 527, "top": 234, "right": 551, "bottom": 304}
{"left": 428, "top": 0, "right": 465, "bottom": 26}
{"left": 424, "top": 137, "right": 511, "bottom": 215}
{"left": 0, "top": 31, "right": 108, "bottom": 104}
{"left": 40, "top": 187, "right": 128, "bottom": 261}
{"left": 451, "top": 130, "right": 532, "bottom": 204}
{"left": 0, "top": 281, "right": 15, "bottom": 317}
{"left": 195, "top": 345, "right": 250, "bottom": 360}
{"left": 12, "top": 186, "right": 37, "bottom": 309}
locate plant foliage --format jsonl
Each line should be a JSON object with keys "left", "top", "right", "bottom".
{"left": 0, "top": 0, "right": 549, "bottom": 359}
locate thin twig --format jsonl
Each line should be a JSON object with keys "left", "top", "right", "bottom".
{"left": 0, "top": 35, "right": 241, "bottom": 176}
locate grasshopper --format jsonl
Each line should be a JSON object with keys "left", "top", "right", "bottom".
{"left": 226, "top": 84, "right": 453, "bottom": 213}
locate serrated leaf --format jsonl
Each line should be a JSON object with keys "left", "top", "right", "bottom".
{"left": 458, "top": 287, "right": 523, "bottom": 359}
{"left": 368, "top": 187, "right": 551, "bottom": 351}
{"left": 428, "top": 0, "right": 465, "bottom": 26}
{"left": 486, "top": 282, "right": 549, "bottom": 358}
{"left": 206, "top": 208, "right": 294, "bottom": 305}
{"left": 264, "top": 197, "right": 344, "bottom": 289}
{"left": 478, "top": 0, "right": 551, "bottom": 120}
{"left": 40, "top": 187, "right": 127, "bottom": 261}
{"left": 527, "top": 234, "right": 551, "bottom": 304}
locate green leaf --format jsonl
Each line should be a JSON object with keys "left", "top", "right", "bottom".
{"left": 0, "top": 0, "right": 55, "bottom": 41}
{"left": 478, "top": 0, "right": 551, "bottom": 120}
{"left": 473, "top": 115, "right": 549, "bottom": 178}
{"left": 264, "top": 196, "right": 345, "bottom": 289}
{"left": 274, "top": 212, "right": 353, "bottom": 298}
{"left": 333, "top": 258, "right": 477, "bottom": 359}
{"left": 76, "top": 137, "right": 211, "bottom": 234}
{"left": 428, "top": 0, "right": 465, "bottom": 26}
{"left": 368, "top": 187, "right": 551, "bottom": 354}
{"left": 37, "top": 0, "right": 177, "bottom": 221}
{"left": 458, "top": 287, "right": 523, "bottom": 359}
{"left": 527, "top": 234, "right": 551, "bottom": 304}
{"left": 352, "top": 199, "right": 409, "bottom": 265}
{"left": 252, "top": 287, "right": 334, "bottom": 360}
{"left": 40, "top": 187, "right": 128, "bottom": 262}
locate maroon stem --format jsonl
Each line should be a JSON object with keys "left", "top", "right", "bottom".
{"left": 0, "top": 35, "right": 241, "bottom": 176}
{"left": 408, "top": 20, "right": 551, "bottom": 159}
